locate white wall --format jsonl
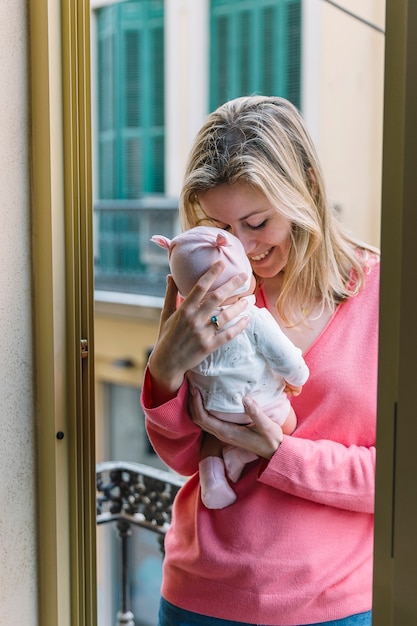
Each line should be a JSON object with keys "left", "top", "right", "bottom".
{"left": 314, "top": 0, "right": 385, "bottom": 248}
{"left": 165, "top": 0, "right": 209, "bottom": 197}
{"left": 0, "top": 0, "right": 38, "bottom": 622}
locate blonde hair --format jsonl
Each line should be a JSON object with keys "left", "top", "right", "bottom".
{"left": 180, "top": 95, "right": 378, "bottom": 325}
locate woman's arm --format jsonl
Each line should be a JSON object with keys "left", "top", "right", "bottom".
{"left": 190, "top": 392, "right": 375, "bottom": 514}
{"left": 142, "top": 263, "right": 250, "bottom": 473}
{"left": 259, "top": 435, "right": 376, "bottom": 514}
{"left": 142, "top": 368, "right": 203, "bottom": 476}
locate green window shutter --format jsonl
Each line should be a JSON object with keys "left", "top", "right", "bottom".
{"left": 210, "top": 0, "right": 301, "bottom": 112}
{"left": 123, "top": 28, "right": 142, "bottom": 197}
{"left": 96, "top": 0, "right": 165, "bottom": 199}
{"left": 212, "top": 14, "right": 230, "bottom": 104}
{"left": 286, "top": 0, "right": 302, "bottom": 108}
{"left": 239, "top": 10, "right": 251, "bottom": 96}
{"left": 97, "top": 7, "right": 117, "bottom": 198}
{"left": 148, "top": 22, "right": 165, "bottom": 193}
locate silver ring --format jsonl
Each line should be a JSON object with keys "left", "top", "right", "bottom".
{"left": 211, "top": 315, "right": 221, "bottom": 331}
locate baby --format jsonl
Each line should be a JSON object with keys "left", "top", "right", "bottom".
{"left": 151, "top": 226, "right": 309, "bottom": 509}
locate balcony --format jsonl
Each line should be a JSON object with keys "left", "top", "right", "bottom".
{"left": 96, "top": 461, "right": 185, "bottom": 626}
{"left": 94, "top": 198, "right": 180, "bottom": 299}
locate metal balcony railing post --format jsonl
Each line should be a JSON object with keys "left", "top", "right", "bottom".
{"left": 116, "top": 519, "right": 134, "bottom": 626}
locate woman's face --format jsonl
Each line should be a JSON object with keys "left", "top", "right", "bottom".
{"left": 198, "top": 182, "right": 292, "bottom": 279}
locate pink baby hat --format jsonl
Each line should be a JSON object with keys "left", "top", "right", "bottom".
{"left": 151, "top": 225, "right": 253, "bottom": 297}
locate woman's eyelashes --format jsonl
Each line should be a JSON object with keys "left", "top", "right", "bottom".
{"left": 247, "top": 220, "right": 267, "bottom": 230}
{"left": 206, "top": 219, "right": 267, "bottom": 232}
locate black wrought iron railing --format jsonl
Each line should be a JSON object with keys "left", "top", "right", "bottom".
{"left": 96, "top": 461, "right": 185, "bottom": 626}
{"left": 94, "top": 198, "right": 179, "bottom": 298}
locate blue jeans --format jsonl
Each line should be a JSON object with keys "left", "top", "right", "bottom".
{"left": 158, "top": 598, "right": 372, "bottom": 626}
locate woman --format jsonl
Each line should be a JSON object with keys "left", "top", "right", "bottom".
{"left": 141, "top": 96, "right": 379, "bottom": 626}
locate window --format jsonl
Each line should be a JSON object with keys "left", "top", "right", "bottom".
{"left": 96, "top": 0, "right": 165, "bottom": 198}
{"left": 94, "top": 1, "right": 171, "bottom": 297}
{"left": 210, "top": 0, "right": 301, "bottom": 111}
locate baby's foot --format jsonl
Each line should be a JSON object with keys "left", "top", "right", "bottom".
{"left": 223, "top": 446, "right": 258, "bottom": 482}
{"left": 199, "top": 457, "right": 237, "bottom": 509}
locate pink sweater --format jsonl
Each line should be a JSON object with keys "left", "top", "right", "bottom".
{"left": 141, "top": 260, "right": 379, "bottom": 625}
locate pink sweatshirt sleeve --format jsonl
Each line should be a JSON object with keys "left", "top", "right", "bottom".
{"left": 259, "top": 435, "right": 376, "bottom": 513}
{"left": 141, "top": 366, "right": 203, "bottom": 476}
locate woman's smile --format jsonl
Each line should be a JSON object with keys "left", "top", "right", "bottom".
{"left": 249, "top": 247, "right": 273, "bottom": 262}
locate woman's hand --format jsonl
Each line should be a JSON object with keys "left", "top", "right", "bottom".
{"left": 148, "top": 262, "right": 250, "bottom": 402}
{"left": 190, "top": 390, "right": 284, "bottom": 460}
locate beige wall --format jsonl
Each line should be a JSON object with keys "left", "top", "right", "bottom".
{"left": 94, "top": 305, "right": 160, "bottom": 387}
{"left": 165, "top": 0, "right": 209, "bottom": 197}
{"left": 0, "top": 0, "right": 38, "bottom": 622}
{"left": 317, "top": 0, "right": 385, "bottom": 248}
{"left": 94, "top": 299, "right": 162, "bottom": 459}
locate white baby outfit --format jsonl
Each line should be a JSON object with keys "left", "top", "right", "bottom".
{"left": 187, "top": 295, "right": 308, "bottom": 424}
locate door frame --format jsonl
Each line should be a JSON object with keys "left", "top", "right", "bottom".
{"left": 30, "top": 1, "right": 96, "bottom": 625}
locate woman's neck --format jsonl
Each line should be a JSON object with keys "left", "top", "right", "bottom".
{"left": 261, "top": 276, "right": 333, "bottom": 354}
